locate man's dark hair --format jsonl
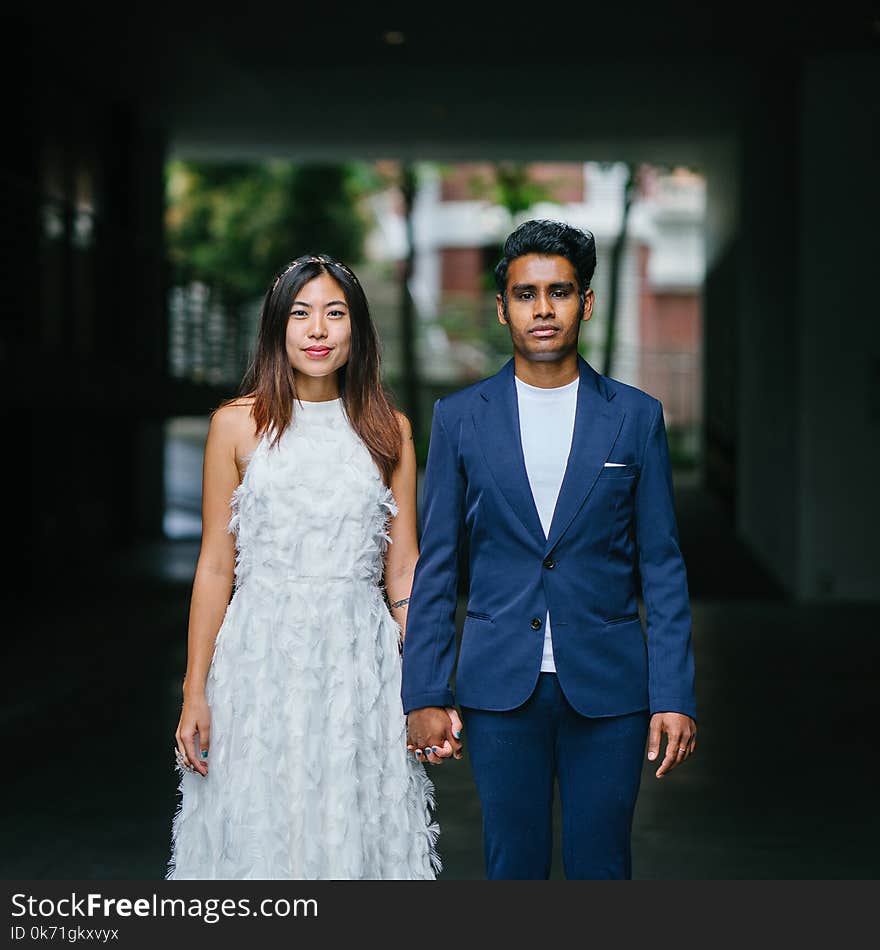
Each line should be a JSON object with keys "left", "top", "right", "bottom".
{"left": 494, "top": 219, "right": 597, "bottom": 313}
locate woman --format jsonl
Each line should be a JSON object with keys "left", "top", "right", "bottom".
{"left": 167, "top": 254, "right": 459, "bottom": 879}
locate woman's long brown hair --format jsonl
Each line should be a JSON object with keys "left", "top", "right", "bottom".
{"left": 223, "top": 254, "right": 401, "bottom": 485}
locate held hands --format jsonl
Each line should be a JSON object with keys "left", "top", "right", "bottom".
{"left": 647, "top": 712, "right": 696, "bottom": 778}
{"left": 407, "top": 706, "right": 464, "bottom": 765}
{"left": 175, "top": 690, "right": 212, "bottom": 777}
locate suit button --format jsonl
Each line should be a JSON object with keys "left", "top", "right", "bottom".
{"left": 543, "top": 556, "right": 556, "bottom": 569}
{"left": 530, "top": 617, "right": 542, "bottom": 630}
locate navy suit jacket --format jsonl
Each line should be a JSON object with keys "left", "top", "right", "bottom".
{"left": 400, "top": 354, "right": 696, "bottom": 721}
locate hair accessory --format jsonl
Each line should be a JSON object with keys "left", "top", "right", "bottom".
{"left": 271, "top": 255, "right": 360, "bottom": 293}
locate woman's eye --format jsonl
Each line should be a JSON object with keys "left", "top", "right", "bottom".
{"left": 290, "top": 310, "right": 308, "bottom": 318}
{"left": 327, "top": 310, "right": 347, "bottom": 318}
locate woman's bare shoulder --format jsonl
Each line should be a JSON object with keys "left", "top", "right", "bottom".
{"left": 210, "top": 397, "right": 259, "bottom": 447}
{"left": 393, "top": 409, "right": 413, "bottom": 442}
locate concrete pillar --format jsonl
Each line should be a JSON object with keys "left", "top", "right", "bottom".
{"left": 796, "top": 53, "right": 879, "bottom": 599}
{"left": 735, "top": 59, "right": 801, "bottom": 595}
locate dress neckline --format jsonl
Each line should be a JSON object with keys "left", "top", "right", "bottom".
{"left": 296, "top": 396, "right": 342, "bottom": 407}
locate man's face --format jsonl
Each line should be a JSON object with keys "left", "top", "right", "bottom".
{"left": 496, "top": 253, "right": 593, "bottom": 362}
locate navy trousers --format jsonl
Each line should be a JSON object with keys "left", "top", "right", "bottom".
{"left": 461, "top": 673, "right": 650, "bottom": 880}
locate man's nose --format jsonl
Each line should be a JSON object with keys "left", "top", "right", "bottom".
{"left": 532, "top": 293, "right": 555, "bottom": 317}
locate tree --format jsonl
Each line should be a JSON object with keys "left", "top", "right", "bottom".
{"left": 602, "top": 162, "right": 636, "bottom": 377}
{"left": 165, "top": 160, "right": 371, "bottom": 304}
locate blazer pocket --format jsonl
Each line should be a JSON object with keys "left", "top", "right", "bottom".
{"left": 600, "top": 463, "right": 640, "bottom": 479}
{"left": 465, "top": 610, "right": 494, "bottom": 623}
{"left": 604, "top": 614, "right": 641, "bottom": 626}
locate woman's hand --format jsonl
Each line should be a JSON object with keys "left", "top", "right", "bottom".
{"left": 442, "top": 707, "right": 464, "bottom": 760}
{"left": 407, "top": 706, "right": 463, "bottom": 763}
{"left": 176, "top": 692, "right": 212, "bottom": 777}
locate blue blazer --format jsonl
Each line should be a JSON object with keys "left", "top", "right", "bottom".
{"left": 400, "top": 354, "right": 696, "bottom": 720}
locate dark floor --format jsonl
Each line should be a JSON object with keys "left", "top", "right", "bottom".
{"left": 2, "top": 480, "right": 877, "bottom": 879}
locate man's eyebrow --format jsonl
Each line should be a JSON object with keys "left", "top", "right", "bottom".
{"left": 510, "top": 281, "right": 576, "bottom": 291}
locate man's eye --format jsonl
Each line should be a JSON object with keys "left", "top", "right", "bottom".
{"left": 518, "top": 293, "right": 533, "bottom": 300}
{"left": 552, "top": 290, "right": 570, "bottom": 297}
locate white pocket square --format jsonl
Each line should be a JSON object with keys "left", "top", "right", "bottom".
{"left": 604, "top": 462, "right": 626, "bottom": 467}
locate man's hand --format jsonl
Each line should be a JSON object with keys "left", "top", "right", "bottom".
{"left": 407, "top": 706, "right": 463, "bottom": 764}
{"left": 647, "top": 712, "right": 696, "bottom": 778}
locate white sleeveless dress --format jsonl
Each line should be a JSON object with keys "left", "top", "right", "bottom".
{"left": 167, "top": 396, "right": 440, "bottom": 880}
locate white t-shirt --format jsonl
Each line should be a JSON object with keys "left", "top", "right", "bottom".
{"left": 514, "top": 373, "right": 579, "bottom": 673}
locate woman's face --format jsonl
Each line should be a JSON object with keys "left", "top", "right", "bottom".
{"left": 285, "top": 272, "right": 352, "bottom": 382}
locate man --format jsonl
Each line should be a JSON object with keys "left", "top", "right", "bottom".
{"left": 402, "top": 219, "right": 697, "bottom": 880}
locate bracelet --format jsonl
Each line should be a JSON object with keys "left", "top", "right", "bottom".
{"left": 389, "top": 597, "right": 410, "bottom": 609}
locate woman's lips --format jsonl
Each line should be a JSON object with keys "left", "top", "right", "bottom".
{"left": 304, "top": 347, "right": 332, "bottom": 358}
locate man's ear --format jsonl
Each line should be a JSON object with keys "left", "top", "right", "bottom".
{"left": 496, "top": 293, "right": 508, "bottom": 325}
{"left": 581, "top": 288, "right": 595, "bottom": 322}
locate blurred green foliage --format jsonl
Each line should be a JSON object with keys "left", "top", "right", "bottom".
{"left": 466, "top": 162, "right": 553, "bottom": 216}
{"left": 165, "top": 161, "right": 378, "bottom": 301}
{"left": 435, "top": 294, "right": 511, "bottom": 368}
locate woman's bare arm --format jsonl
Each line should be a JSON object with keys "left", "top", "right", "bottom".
{"left": 176, "top": 403, "right": 253, "bottom": 775}
{"left": 385, "top": 411, "right": 462, "bottom": 762}
{"left": 384, "top": 411, "right": 420, "bottom": 640}
{"left": 182, "top": 407, "right": 245, "bottom": 694}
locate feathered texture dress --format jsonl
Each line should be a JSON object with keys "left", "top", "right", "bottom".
{"left": 167, "top": 396, "right": 440, "bottom": 879}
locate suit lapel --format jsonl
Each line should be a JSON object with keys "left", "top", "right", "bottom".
{"left": 472, "top": 358, "right": 546, "bottom": 546}
{"left": 544, "top": 355, "right": 625, "bottom": 553}
{"left": 472, "top": 355, "right": 625, "bottom": 552}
